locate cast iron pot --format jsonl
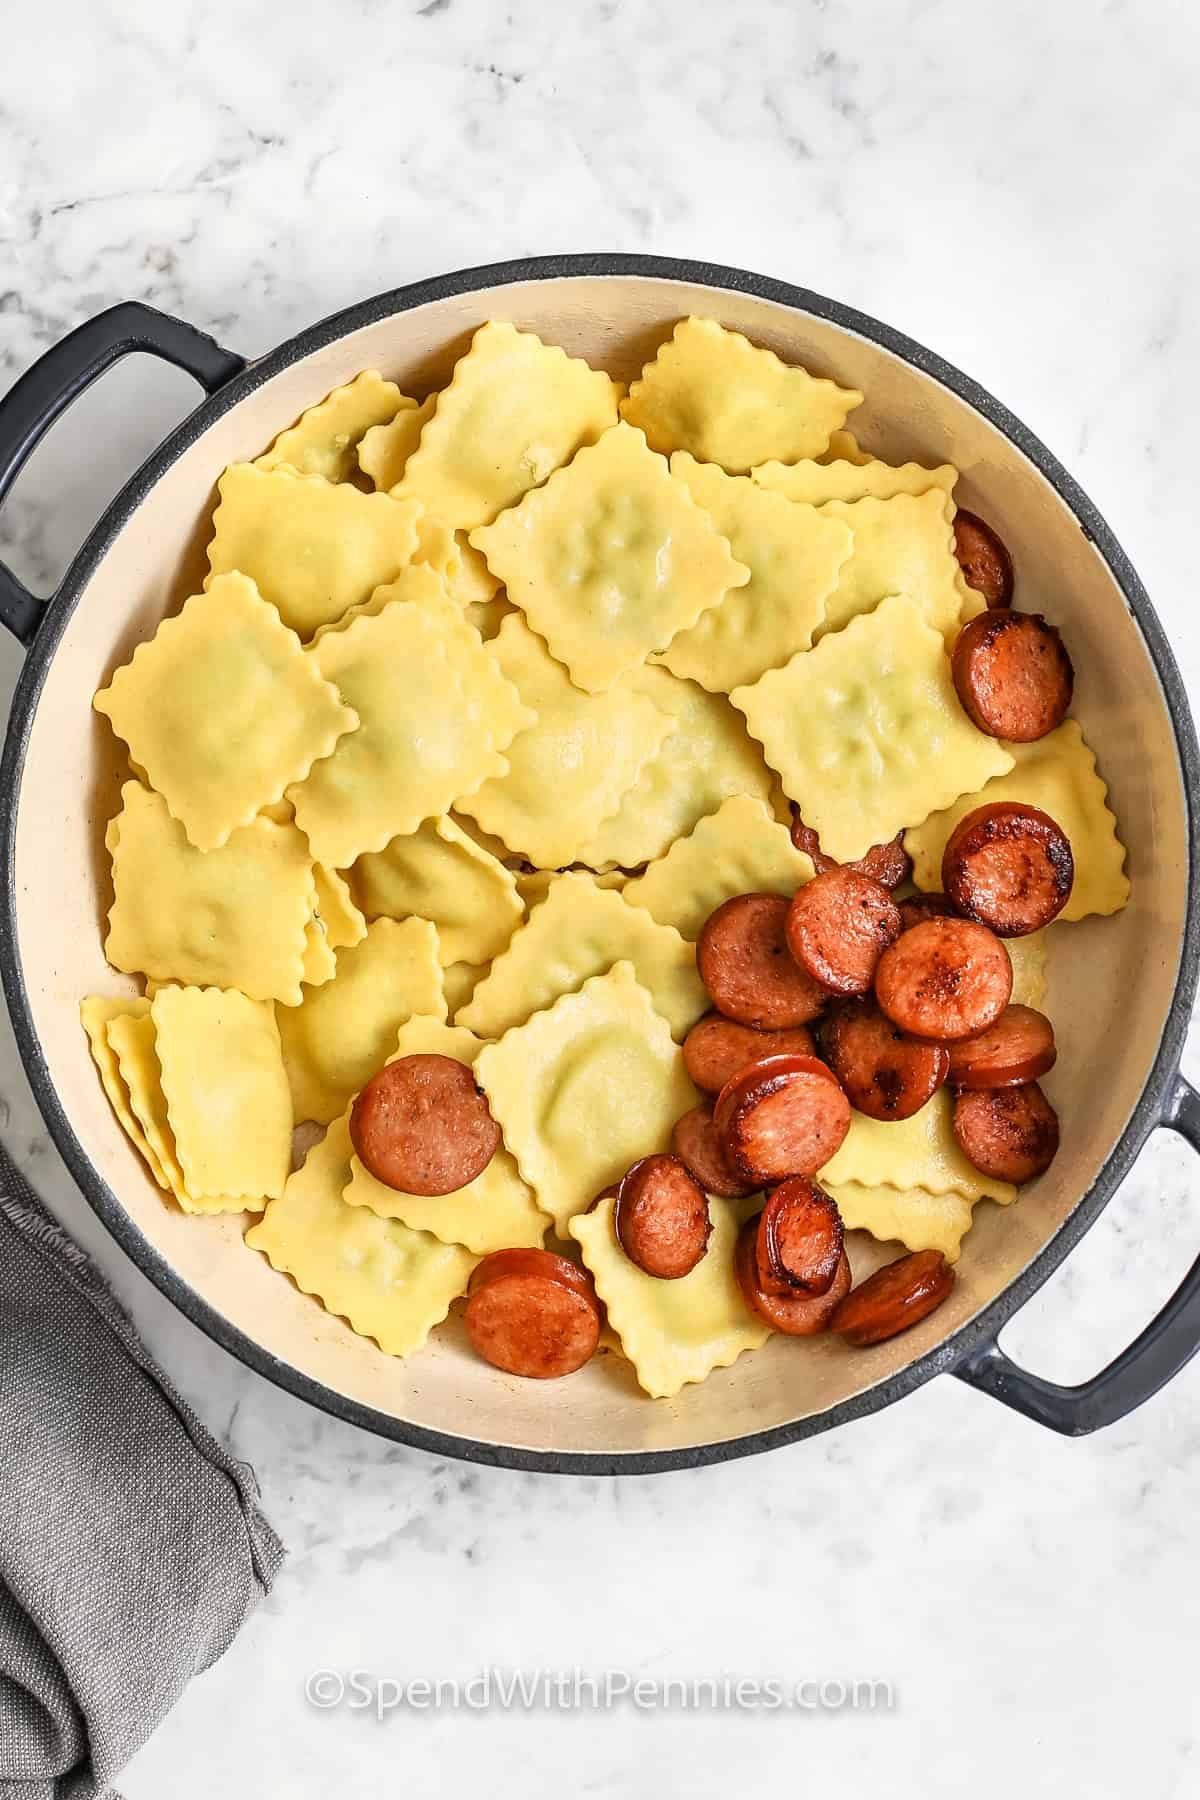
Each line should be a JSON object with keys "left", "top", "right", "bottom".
{"left": 2, "top": 255, "right": 1199, "bottom": 1474}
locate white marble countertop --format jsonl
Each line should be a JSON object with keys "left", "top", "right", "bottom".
{"left": 3, "top": 3, "right": 1200, "bottom": 1794}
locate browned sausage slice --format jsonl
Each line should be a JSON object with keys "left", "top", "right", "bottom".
{"left": 786, "top": 867, "right": 902, "bottom": 997}
{"left": 874, "top": 916, "right": 1012, "bottom": 1041}
{"left": 682, "top": 1012, "right": 816, "bottom": 1096}
{"left": 614, "top": 1154, "right": 712, "bottom": 1280}
{"left": 465, "top": 1250, "right": 601, "bottom": 1378}
{"left": 897, "top": 891, "right": 957, "bottom": 932}
{"left": 756, "top": 1178, "right": 844, "bottom": 1296}
{"left": 953, "top": 511, "right": 1013, "bottom": 608}
{"left": 952, "top": 1082, "right": 1060, "bottom": 1182}
{"left": 952, "top": 610, "right": 1074, "bottom": 742}
{"left": 831, "top": 1250, "right": 955, "bottom": 1346}
{"left": 671, "top": 1105, "right": 757, "bottom": 1198}
{"left": 790, "top": 812, "right": 912, "bottom": 888}
{"left": 714, "top": 1053, "right": 852, "bottom": 1183}
{"left": 350, "top": 1053, "right": 501, "bottom": 1195}
{"left": 697, "top": 893, "right": 828, "bottom": 1028}
{"left": 942, "top": 801, "right": 1074, "bottom": 936}
{"left": 948, "top": 1005, "right": 1056, "bottom": 1090}
{"left": 822, "top": 999, "right": 950, "bottom": 1120}
{"left": 734, "top": 1216, "right": 851, "bottom": 1335}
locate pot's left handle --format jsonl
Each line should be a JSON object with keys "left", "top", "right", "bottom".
{"left": 0, "top": 302, "right": 245, "bottom": 647}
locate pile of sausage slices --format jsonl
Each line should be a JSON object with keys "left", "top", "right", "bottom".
{"left": 349, "top": 512, "right": 1078, "bottom": 1385}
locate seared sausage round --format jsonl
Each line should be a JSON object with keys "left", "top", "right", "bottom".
{"left": 614, "top": 1154, "right": 712, "bottom": 1280}
{"left": 735, "top": 1216, "right": 851, "bottom": 1335}
{"left": 351, "top": 1053, "right": 501, "bottom": 1195}
{"left": 822, "top": 999, "right": 950, "bottom": 1120}
{"left": 697, "top": 893, "right": 828, "bottom": 1028}
{"left": 790, "top": 812, "right": 912, "bottom": 889}
{"left": 942, "top": 801, "right": 1074, "bottom": 935}
{"left": 682, "top": 1011, "right": 816, "bottom": 1096}
{"left": 671, "top": 1105, "right": 757, "bottom": 1198}
{"left": 948, "top": 1005, "right": 1057, "bottom": 1090}
{"left": 756, "top": 1178, "right": 844, "bottom": 1296}
{"left": 715, "top": 1053, "right": 852, "bottom": 1183}
{"left": 952, "top": 1082, "right": 1060, "bottom": 1182}
{"left": 953, "top": 510, "right": 1014, "bottom": 608}
{"left": 874, "top": 916, "right": 1012, "bottom": 1041}
{"left": 830, "top": 1250, "right": 955, "bottom": 1346}
{"left": 786, "top": 867, "right": 902, "bottom": 997}
{"left": 897, "top": 891, "right": 957, "bottom": 932}
{"left": 465, "top": 1250, "right": 601, "bottom": 1378}
{"left": 952, "top": 610, "right": 1074, "bottom": 742}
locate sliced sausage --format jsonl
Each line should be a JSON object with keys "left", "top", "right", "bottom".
{"left": 942, "top": 801, "right": 1074, "bottom": 936}
{"left": 948, "top": 1005, "right": 1057, "bottom": 1090}
{"left": 756, "top": 1178, "right": 844, "bottom": 1296}
{"left": 822, "top": 999, "right": 950, "bottom": 1120}
{"left": 831, "top": 1250, "right": 955, "bottom": 1346}
{"left": 614, "top": 1154, "right": 712, "bottom": 1279}
{"left": 671, "top": 1105, "right": 757, "bottom": 1198}
{"left": 697, "top": 893, "right": 828, "bottom": 1028}
{"left": 953, "top": 510, "right": 1013, "bottom": 608}
{"left": 790, "top": 812, "right": 912, "bottom": 888}
{"left": 897, "top": 891, "right": 957, "bottom": 932}
{"left": 465, "top": 1249, "right": 601, "bottom": 1378}
{"left": 735, "top": 1215, "right": 851, "bottom": 1335}
{"left": 953, "top": 1082, "right": 1060, "bottom": 1183}
{"left": 952, "top": 610, "right": 1074, "bottom": 742}
{"left": 786, "top": 867, "right": 902, "bottom": 997}
{"left": 874, "top": 916, "right": 1012, "bottom": 1041}
{"left": 715, "top": 1054, "right": 852, "bottom": 1183}
{"left": 682, "top": 1011, "right": 816, "bottom": 1096}
{"left": 350, "top": 1053, "right": 501, "bottom": 1195}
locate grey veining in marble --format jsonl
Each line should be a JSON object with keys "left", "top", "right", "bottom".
{"left": 2, "top": 2, "right": 1199, "bottom": 1795}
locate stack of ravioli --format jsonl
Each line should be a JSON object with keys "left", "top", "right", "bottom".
{"left": 84, "top": 317, "right": 1130, "bottom": 1399}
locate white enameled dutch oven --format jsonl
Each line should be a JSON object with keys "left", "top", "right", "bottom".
{"left": 2, "top": 255, "right": 1199, "bottom": 1473}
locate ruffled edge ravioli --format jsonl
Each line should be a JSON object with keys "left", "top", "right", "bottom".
{"left": 350, "top": 813, "right": 522, "bottom": 968}
{"left": 823, "top": 1181, "right": 990, "bottom": 1265}
{"left": 256, "top": 370, "right": 412, "bottom": 484}
{"left": 820, "top": 1089, "right": 1017, "bottom": 1205}
{"left": 246, "top": 1113, "right": 477, "bottom": 1359}
{"left": 622, "top": 793, "right": 815, "bottom": 940}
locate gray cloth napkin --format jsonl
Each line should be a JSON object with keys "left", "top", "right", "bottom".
{"left": 0, "top": 1142, "right": 284, "bottom": 1799}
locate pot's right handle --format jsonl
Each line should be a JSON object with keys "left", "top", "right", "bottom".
{"left": 0, "top": 302, "right": 245, "bottom": 647}
{"left": 954, "top": 1070, "right": 1200, "bottom": 1434}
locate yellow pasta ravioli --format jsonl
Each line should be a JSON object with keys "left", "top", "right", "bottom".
{"left": 811, "top": 489, "right": 971, "bottom": 643}
{"left": 81, "top": 995, "right": 166, "bottom": 1188}
{"left": 820, "top": 1088, "right": 1017, "bottom": 1204}
{"left": 620, "top": 316, "right": 862, "bottom": 472}
{"left": 622, "top": 794, "right": 815, "bottom": 939}
{"left": 350, "top": 813, "right": 523, "bottom": 967}
{"left": 476, "top": 962, "right": 698, "bottom": 1234}
{"left": 471, "top": 422, "right": 751, "bottom": 693}
{"left": 357, "top": 393, "right": 436, "bottom": 491}
{"left": 256, "top": 371, "right": 411, "bottom": 484}
{"left": 752, "top": 456, "right": 958, "bottom": 507}
{"left": 731, "top": 594, "right": 1014, "bottom": 863}
{"left": 823, "top": 1181, "right": 985, "bottom": 1264}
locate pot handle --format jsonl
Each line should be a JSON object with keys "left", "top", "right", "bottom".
{"left": 953, "top": 1070, "right": 1200, "bottom": 1433}
{"left": 0, "top": 302, "right": 245, "bottom": 647}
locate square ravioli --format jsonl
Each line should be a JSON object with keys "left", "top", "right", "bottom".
{"left": 93, "top": 572, "right": 359, "bottom": 850}
{"left": 206, "top": 463, "right": 423, "bottom": 639}
{"left": 246, "top": 1114, "right": 477, "bottom": 1359}
{"left": 276, "top": 916, "right": 446, "bottom": 1124}
{"left": 752, "top": 456, "right": 958, "bottom": 507}
{"left": 455, "top": 613, "right": 676, "bottom": 866}
{"left": 357, "top": 393, "right": 436, "bottom": 491}
{"left": 622, "top": 794, "right": 816, "bottom": 940}
{"left": 620, "top": 317, "right": 862, "bottom": 472}
{"left": 287, "top": 584, "right": 534, "bottom": 867}
{"left": 392, "top": 321, "right": 621, "bottom": 529}
{"left": 904, "top": 720, "right": 1130, "bottom": 921}
{"left": 476, "top": 962, "right": 699, "bottom": 1234}
{"left": 256, "top": 371, "right": 412, "bottom": 484}
{"left": 350, "top": 813, "right": 523, "bottom": 967}
{"left": 342, "top": 1017, "right": 549, "bottom": 1253}
{"left": 810, "top": 489, "right": 972, "bottom": 643}
{"left": 470, "top": 422, "right": 750, "bottom": 694}
{"left": 654, "top": 453, "right": 854, "bottom": 692}
{"left": 820, "top": 1089, "right": 1017, "bottom": 1204}
{"left": 81, "top": 995, "right": 167, "bottom": 1188}
{"left": 459, "top": 873, "right": 708, "bottom": 1042}
{"left": 731, "top": 594, "right": 1015, "bottom": 863}
{"left": 150, "top": 986, "right": 291, "bottom": 1201}
{"left": 823, "top": 1181, "right": 990, "bottom": 1265}
{"left": 570, "top": 1194, "right": 769, "bottom": 1398}
{"left": 105, "top": 782, "right": 314, "bottom": 1005}
{"left": 578, "top": 666, "right": 775, "bottom": 867}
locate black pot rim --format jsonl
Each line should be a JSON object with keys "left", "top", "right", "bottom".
{"left": 3, "top": 252, "right": 1198, "bottom": 1475}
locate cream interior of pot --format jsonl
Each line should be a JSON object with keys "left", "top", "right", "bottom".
{"left": 11, "top": 276, "right": 1188, "bottom": 1459}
